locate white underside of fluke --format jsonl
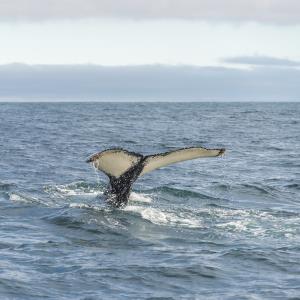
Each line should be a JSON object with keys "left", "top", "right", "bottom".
{"left": 89, "top": 149, "right": 142, "bottom": 178}
{"left": 140, "top": 147, "right": 224, "bottom": 175}
{"left": 88, "top": 147, "right": 224, "bottom": 178}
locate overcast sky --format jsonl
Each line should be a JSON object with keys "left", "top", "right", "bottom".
{"left": 0, "top": 0, "right": 299, "bottom": 101}
{"left": 1, "top": 0, "right": 300, "bottom": 23}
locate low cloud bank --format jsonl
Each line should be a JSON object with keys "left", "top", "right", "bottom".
{"left": 223, "top": 55, "right": 300, "bottom": 67}
{"left": 0, "top": 64, "right": 299, "bottom": 101}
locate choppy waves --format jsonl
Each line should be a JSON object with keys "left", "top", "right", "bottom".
{"left": 1, "top": 102, "right": 300, "bottom": 299}
{"left": 2, "top": 178, "right": 299, "bottom": 299}
{"left": 4, "top": 180, "right": 299, "bottom": 243}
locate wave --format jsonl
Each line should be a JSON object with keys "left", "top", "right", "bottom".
{"left": 144, "top": 186, "right": 221, "bottom": 201}
{"left": 285, "top": 183, "right": 300, "bottom": 190}
{"left": 213, "top": 182, "right": 285, "bottom": 199}
{"left": 44, "top": 181, "right": 286, "bottom": 207}
{"left": 44, "top": 181, "right": 105, "bottom": 198}
{"left": 69, "top": 203, "right": 105, "bottom": 211}
{"left": 129, "top": 192, "right": 152, "bottom": 203}
{"left": 0, "top": 182, "right": 16, "bottom": 191}
{"left": 124, "top": 205, "right": 203, "bottom": 228}
{"left": 9, "top": 192, "right": 46, "bottom": 206}
{"left": 5, "top": 179, "right": 299, "bottom": 240}
{"left": 240, "top": 183, "right": 280, "bottom": 196}
{"left": 42, "top": 196, "right": 299, "bottom": 240}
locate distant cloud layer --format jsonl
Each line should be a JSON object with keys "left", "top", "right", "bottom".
{"left": 223, "top": 55, "right": 300, "bottom": 67}
{"left": 0, "top": 64, "right": 299, "bottom": 101}
{"left": 0, "top": 0, "right": 300, "bottom": 23}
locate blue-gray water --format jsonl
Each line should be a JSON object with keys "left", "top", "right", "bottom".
{"left": 0, "top": 102, "right": 299, "bottom": 299}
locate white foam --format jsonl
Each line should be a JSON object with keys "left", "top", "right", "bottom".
{"left": 9, "top": 193, "right": 45, "bottom": 205}
{"left": 69, "top": 203, "right": 92, "bottom": 209}
{"left": 57, "top": 186, "right": 101, "bottom": 196}
{"left": 9, "top": 193, "right": 28, "bottom": 203}
{"left": 140, "top": 207, "right": 169, "bottom": 224}
{"left": 69, "top": 202, "right": 105, "bottom": 211}
{"left": 200, "top": 207, "right": 274, "bottom": 221}
{"left": 217, "top": 220, "right": 248, "bottom": 232}
{"left": 46, "top": 184, "right": 103, "bottom": 197}
{"left": 129, "top": 192, "right": 152, "bottom": 203}
{"left": 124, "top": 205, "right": 202, "bottom": 228}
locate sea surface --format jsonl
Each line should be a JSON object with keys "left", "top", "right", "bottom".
{"left": 0, "top": 102, "right": 299, "bottom": 299}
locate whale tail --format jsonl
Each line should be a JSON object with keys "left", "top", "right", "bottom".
{"left": 87, "top": 147, "right": 225, "bottom": 206}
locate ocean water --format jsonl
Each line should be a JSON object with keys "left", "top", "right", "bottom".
{"left": 0, "top": 102, "right": 299, "bottom": 300}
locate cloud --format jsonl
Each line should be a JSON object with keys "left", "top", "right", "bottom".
{"left": 223, "top": 55, "right": 300, "bottom": 67}
{"left": 0, "top": 0, "right": 300, "bottom": 24}
{"left": 0, "top": 63, "right": 299, "bottom": 101}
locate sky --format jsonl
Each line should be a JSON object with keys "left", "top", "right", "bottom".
{"left": 0, "top": 0, "right": 299, "bottom": 101}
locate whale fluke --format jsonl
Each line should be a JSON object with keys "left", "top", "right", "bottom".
{"left": 141, "top": 147, "right": 225, "bottom": 176}
{"left": 87, "top": 147, "right": 225, "bottom": 207}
